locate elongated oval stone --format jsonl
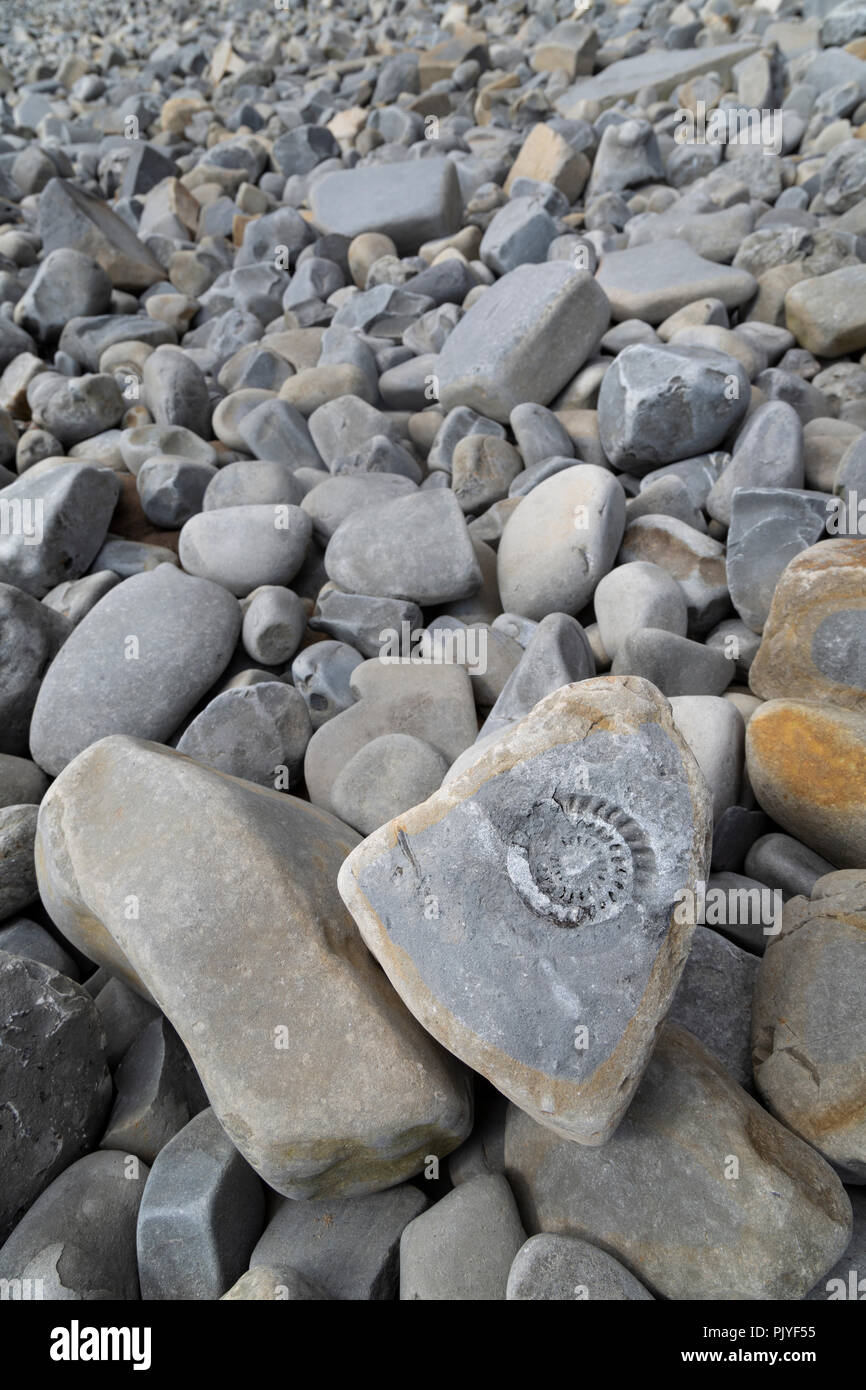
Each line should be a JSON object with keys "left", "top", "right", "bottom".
{"left": 35, "top": 736, "right": 472, "bottom": 1199}
{"left": 339, "top": 676, "right": 712, "bottom": 1146}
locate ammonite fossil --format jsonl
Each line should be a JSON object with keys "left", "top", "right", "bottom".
{"left": 506, "top": 792, "right": 656, "bottom": 927}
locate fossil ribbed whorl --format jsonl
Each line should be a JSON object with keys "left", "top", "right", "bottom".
{"left": 507, "top": 793, "right": 656, "bottom": 928}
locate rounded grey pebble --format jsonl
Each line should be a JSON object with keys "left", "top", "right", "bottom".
{"left": 330, "top": 733, "right": 449, "bottom": 836}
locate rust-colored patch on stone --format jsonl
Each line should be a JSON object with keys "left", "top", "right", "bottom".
{"left": 748, "top": 701, "right": 866, "bottom": 813}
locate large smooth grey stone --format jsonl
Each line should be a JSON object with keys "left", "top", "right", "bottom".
{"left": 325, "top": 489, "right": 481, "bottom": 606}
{"left": 137, "top": 1107, "right": 265, "bottom": 1301}
{"left": 437, "top": 262, "right": 609, "bottom": 424}
{"left": 35, "top": 735, "right": 472, "bottom": 1199}
{"left": 596, "top": 240, "right": 757, "bottom": 325}
{"left": 179, "top": 504, "right": 312, "bottom": 597}
{"left": 507, "top": 1234, "right": 654, "bottom": 1300}
{"left": 251, "top": 1186, "right": 428, "bottom": 1300}
{"left": 597, "top": 343, "right": 750, "bottom": 473}
{"left": 0, "top": 1150, "right": 149, "bottom": 1299}
{"left": 340, "top": 677, "right": 712, "bottom": 1146}
{"left": 0, "top": 583, "right": 71, "bottom": 755}
{"left": 505, "top": 1023, "right": 852, "bottom": 1300}
{"left": 0, "top": 952, "right": 111, "bottom": 1243}
{"left": 29, "top": 564, "right": 240, "bottom": 776}
{"left": 309, "top": 159, "right": 463, "bottom": 254}
{"left": 0, "top": 464, "right": 120, "bottom": 598}
{"left": 612, "top": 629, "right": 735, "bottom": 698}
{"left": 400, "top": 1174, "right": 526, "bottom": 1301}
{"left": 497, "top": 465, "right": 625, "bottom": 620}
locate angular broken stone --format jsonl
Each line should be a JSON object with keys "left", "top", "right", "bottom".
{"left": 477, "top": 613, "right": 595, "bottom": 744}
{"left": 137, "top": 1107, "right": 265, "bottom": 1301}
{"left": 726, "top": 489, "right": 829, "bottom": 636}
{"left": 176, "top": 682, "right": 313, "bottom": 789}
{"left": 38, "top": 178, "right": 164, "bottom": 292}
{"left": 669, "top": 926, "right": 758, "bottom": 1089}
{"left": 339, "top": 677, "right": 712, "bottom": 1147}
{"left": 0, "top": 952, "right": 112, "bottom": 1243}
{"left": 618, "top": 515, "right": 729, "bottom": 636}
{"left": 597, "top": 343, "right": 749, "bottom": 473}
{"left": 749, "top": 539, "right": 866, "bottom": 709}
{"left": 36, "top": 735, "right": 472, "bottom": 1199}
{"left": 251, "top": 1185, "right": 428, "bottom": 1301}
{"left": 505, "top": 1023, "right": 852, "bottom": 1300}
{"left": 0, "top": 464, "right": 121, "bottom": 599}
{"left": 0, "top": 804, "right": 39, "bottom": 918}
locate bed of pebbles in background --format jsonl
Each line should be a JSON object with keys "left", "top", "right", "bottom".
{"left": 1, "top": 0, "right": 866, "bottom": 1302}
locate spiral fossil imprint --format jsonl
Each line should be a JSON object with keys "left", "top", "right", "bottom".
{"left": 506, "top": 793, "right": 657, "bottom": 927}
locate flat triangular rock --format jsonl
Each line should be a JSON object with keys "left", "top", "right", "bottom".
{"left": 339, "top": 675, "right": 712, "bottom": 1146}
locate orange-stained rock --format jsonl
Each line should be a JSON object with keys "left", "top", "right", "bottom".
{"left": 746, "top": 698, "right": 866, "bottom": 866}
